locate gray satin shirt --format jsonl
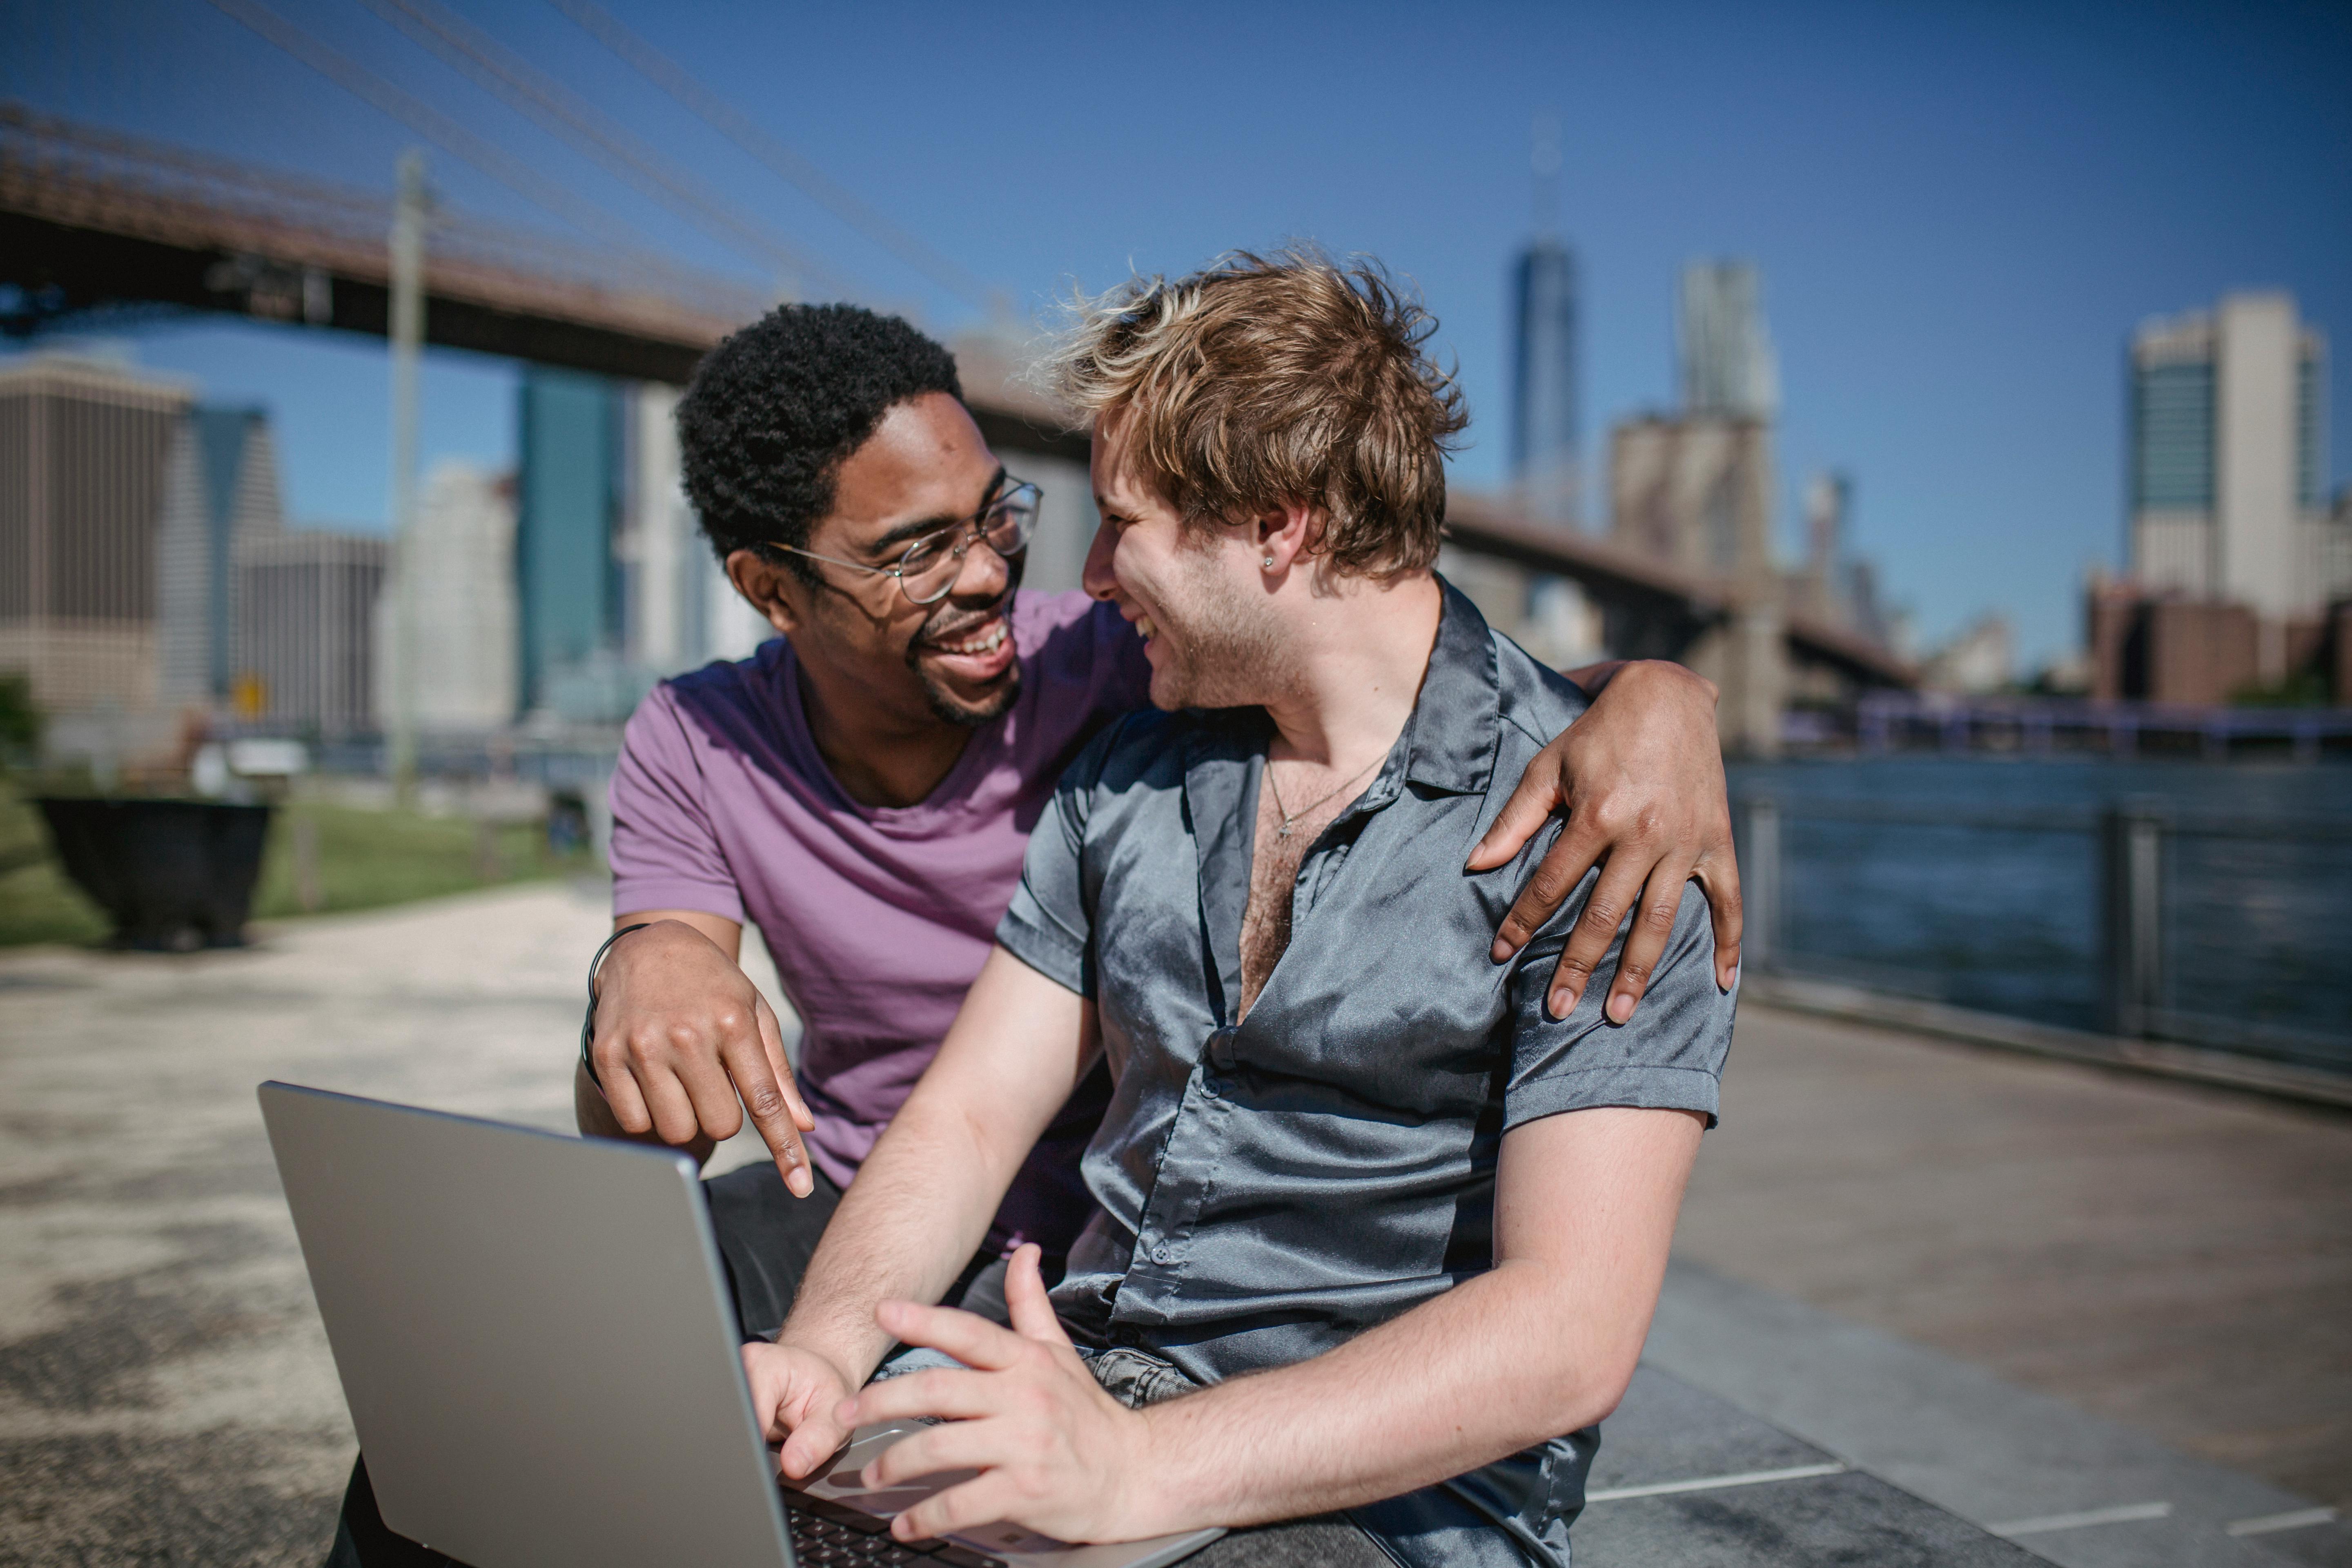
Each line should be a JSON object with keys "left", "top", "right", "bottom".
{"left": 995, "top": 580, "right": 1736, "bottom": 1567}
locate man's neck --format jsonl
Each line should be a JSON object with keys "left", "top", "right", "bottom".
{"left": 793, "top": 663, "right": 975, "bottom": 809}
{"left": 1257, "top": 572, "right": 1443, "bottom": 770}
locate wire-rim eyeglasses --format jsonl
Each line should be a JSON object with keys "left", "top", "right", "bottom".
{"left": 765, "top": 479, "right": 1040, "bottom": 607}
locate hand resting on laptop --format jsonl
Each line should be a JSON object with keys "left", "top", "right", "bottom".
{"left": 756, "top": 1244, "right": 1153, "bottom": 1545}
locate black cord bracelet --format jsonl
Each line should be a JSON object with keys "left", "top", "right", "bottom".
{"left": 580, "top": 922, "right": 653, "bottom": 1089}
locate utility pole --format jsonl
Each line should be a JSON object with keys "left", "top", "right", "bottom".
{"left": 388, "top": 149, "right": 425, "bottom": 805}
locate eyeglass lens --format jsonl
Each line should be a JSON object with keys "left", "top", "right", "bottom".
{"left": 897, "top": 486, "right": 1038, "bottom": 604}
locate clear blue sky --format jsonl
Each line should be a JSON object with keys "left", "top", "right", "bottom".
{"left": 6, "top": 0, "right": 2347, "bottom": 667}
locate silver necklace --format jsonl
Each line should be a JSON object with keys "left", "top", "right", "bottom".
{"left": 1265, "top": 753, "right": 1384, "bottom": 838}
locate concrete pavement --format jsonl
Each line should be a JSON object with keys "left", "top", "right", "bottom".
{"left": 1, "top": 881, "right": 2345, "bottom": 1566}
{"left": 1672, "top": 1005, "right": 2352, "bottom": 1513}
{"left": 0, "top": 881, "right": 629, "bottom": 1566}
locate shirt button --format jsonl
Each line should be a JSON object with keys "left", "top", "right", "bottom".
{"left": 1150, "top": 1243, "right": 1176, "bottom": 1265}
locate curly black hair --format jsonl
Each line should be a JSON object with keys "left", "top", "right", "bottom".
{"left": 676, "top": 303, "right": 962, "bottom": 582}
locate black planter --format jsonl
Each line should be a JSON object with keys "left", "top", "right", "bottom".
{"left": 35, "top": 797, "right": 274, "bottom": 950}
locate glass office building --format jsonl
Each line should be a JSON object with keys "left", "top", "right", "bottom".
{"left": 515, "top": 365, "right": 624, "bottom": 715}
{"left": 2128, "top": 293, "right": 2334, "bottom": 617}
{"left": 1510, "top": 238, "right": 1580, "bottom": 526}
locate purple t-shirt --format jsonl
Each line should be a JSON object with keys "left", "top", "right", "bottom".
{"left": 608, "top": 589, "right": 1149, "bottom": 1255}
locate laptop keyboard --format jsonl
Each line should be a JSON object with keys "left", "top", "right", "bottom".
{"left": 786, "top": 1506, "right": 1007, "bottom": 1567}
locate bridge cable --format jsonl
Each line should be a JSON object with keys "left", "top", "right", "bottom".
{"left": 2, "top": 96, "right": 766, "bottom": 323}
{"left": 354, "top": 0, "right": 858, "bottom": 303}
{"left": 200, "top": 0, "right": 684, "bottom": 268}
{"left": 542, "top": 0, "right": 997, "bottom": 316}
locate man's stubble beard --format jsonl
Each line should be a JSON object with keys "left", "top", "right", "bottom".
{"left": 1150, "top": 548, "right": 1293, "bottom": 713}
{"left": 917, "top": 659, "right": 1021, "bottom": 727}
{"left": 906, "top": 556, "right": 1025, "bottom": 728}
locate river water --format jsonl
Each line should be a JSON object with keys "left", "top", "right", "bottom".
{"left": 1723, "top": 757, "right": 2352, "bottom": 1071}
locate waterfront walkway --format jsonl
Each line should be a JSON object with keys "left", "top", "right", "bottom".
{"left": 1, "top": 884, "right": 2346, "bottom": 1567}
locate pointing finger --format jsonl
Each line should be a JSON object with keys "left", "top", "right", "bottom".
{"left": 718, "top": 1027, "right": 814, "bottom": 1198}
{"left": 755, "top": 993, "right": 817, "bottom": 1133}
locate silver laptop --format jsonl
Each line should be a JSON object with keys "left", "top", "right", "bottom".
{"left": 258, "top": 1082, "right": 1220, "bottom": 1568}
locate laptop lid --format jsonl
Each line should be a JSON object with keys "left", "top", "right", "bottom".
{"left": 259, "top": 1082, "right": 792, "bottom": 1568}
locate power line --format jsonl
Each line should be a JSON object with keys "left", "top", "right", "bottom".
{"left": 356, "top": 0, "right": 856, "bottom": 302}
{"left": 544, "top": 0, "right": 997, "bottom": 315}
{"left": 200, "top": 0, "right": 672, "bottom": 267}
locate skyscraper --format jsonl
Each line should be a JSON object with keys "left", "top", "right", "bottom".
{"left": 1510, "top": 238, "right": 1579, "bottom": 526}
{"left": 1509, "top": 116, "right": 1579, "bottom": 528}
{"left": 2129, "top": 292, "right": 2335, "bottom": 618}
{"left": 0, "top": 354, "right": 190, "bottom": 713}
{"left": 516, "top": 365, "right": 624, "bottom": 713}
{"left": 617, "top": 381, "right": 768, "bottom": 679}
{"left": 237, "top": 529, "right": 386, "bottom": 736}
{"left": 1678, "top": 261, "right": 1779, "bottom": 421}
{"left": 618, "top": 382, "right": 698, "bottom": 678}
{"left": 157, "top": 405, "right": 283, "bottom": 708}
{"left": 372, "top": 460, "right": 517, "bottom": 732}
{"left": 1790, "top": 471, "right": 1890, "bottom": 646}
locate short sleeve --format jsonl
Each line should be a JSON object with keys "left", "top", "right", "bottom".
{"left": 1502, "top": 873, "right": 1735, "bottom": 1131}
{"left": 993, "top": 720, "right": 1121, "bottom": 998}
{"left": 607, "top": 683, "right": 746, "bottom": 924}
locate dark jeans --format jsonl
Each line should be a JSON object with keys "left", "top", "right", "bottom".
{"left": 323, "top": 1160, "right": 1383, "bottom": 1568}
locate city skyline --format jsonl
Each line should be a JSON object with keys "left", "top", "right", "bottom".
{"left": 3, "top": 0, "right": 2347, "bottom": 669}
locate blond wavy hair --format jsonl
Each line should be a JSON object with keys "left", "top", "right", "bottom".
{"left": 1034, "top": 247, "right": 1468, "bottom": 579}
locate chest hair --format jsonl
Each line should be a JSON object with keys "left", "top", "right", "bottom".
{"left": 1237, "top": 768, "right": 1364, "bottom": 1019}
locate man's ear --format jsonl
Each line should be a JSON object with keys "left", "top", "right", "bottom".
{"left": 725, "top": 548, "right": 804, "bottom": 638}
{"left": 1254, "top": 501, "right": 1321, "bottom": 573}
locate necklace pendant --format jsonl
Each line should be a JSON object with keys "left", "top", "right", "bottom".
{"left": 1276, "top": 822, "right": 1293, "bottom": 838}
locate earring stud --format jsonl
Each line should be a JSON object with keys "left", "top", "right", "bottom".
{"left": 1263, "top": 556, "right": 1276, "bottom": 569}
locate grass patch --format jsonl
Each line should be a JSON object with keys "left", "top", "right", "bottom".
{"left": 0, "top": 794, "right": 109, "bottom": 948}
{"left": 0, "top": 789, "right": 591, "bottom": 948}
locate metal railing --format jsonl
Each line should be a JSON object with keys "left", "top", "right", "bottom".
{"left": 1853, "top": 690, "right": 2352, "bottom": 761}
{"left": 1735, "top": 794, "right": 2352, "bottom": 1074}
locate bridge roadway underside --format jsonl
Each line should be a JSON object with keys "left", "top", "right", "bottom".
{"left": 2, "top": 882, "right": 2345, "bottom": 1566}
{"left": 0, "top": 209, "right": 1096, "bottom": 472}
{"left": 2, "top": 209, "right": 710, "bottom": 383}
